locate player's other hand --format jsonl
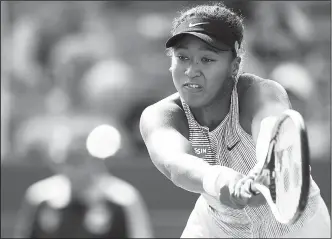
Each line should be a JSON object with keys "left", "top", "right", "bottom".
{"left": 219, "top": 171, "right": 251, "bottom": 209}
{"left": 229, "top": 173, "right": 252, "bottom": 208}
{"left": 239, "top": 175, "right": 268, "bottom": 208}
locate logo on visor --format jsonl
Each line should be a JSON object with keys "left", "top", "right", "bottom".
{"left": 189, "top": 22, "right": 209, "bottom": 27}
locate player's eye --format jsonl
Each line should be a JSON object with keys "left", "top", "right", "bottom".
{"left": 201, "top": 57, "right": 215, "bottom": 63}
{"left": 176, "top": 55, "right": 189, "bottom": 61}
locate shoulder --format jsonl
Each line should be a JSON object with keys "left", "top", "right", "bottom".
{"left": 140, "top": 93, "right": 189, "bottom": 139}
{"left": 102, "top": 176, "right": 143, "bottom": 207}
{"left": 25, "top": 175, "right": 68, "bottom": 206}
{"left": 141, "top": 93, "right": 183, "bottom": 120}
{"left": 237, "top": 72, "right": 264, "bottom": 95}
{"left": 238, "top": 73, "right": 290, "bottom": 106}
{"left": 237, "top": 73, "right": 291, "bottom": 135}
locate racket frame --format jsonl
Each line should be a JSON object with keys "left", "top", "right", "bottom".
{"left": 250, "top": 109, "right": 311, "bottom": 225}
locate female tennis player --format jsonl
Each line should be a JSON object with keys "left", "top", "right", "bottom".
{"left": 140, "top": 3, "right": 330, "bottom": 238}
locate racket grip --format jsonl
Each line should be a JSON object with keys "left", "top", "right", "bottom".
{"left": 249, "top": 181, "right": 260, "bottom": 195}
{"left": 269, "top": 177, "right": 276, "bottom": 203}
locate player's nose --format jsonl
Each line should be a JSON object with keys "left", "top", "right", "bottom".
{"left": 184, "top": 62, "right": 202, "bottom": 79}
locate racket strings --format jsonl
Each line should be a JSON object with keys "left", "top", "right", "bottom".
{"left": 273, "top": 117, "right": 302, "bottom": 220}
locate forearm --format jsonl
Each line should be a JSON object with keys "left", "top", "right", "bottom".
{"left": 165, "top": 153, "right": 211, "bottom": 193}
{"left": 144, "top": 126, "right": 237, "bottom": 201}
{"left": 156, "top": 153, "right": 236, "bottom": 197}
{"left": 14, "top": 204, "right": 34, "bottom": 238}
{"left": 126, "top": 195, "right": 153, "bottom": 238}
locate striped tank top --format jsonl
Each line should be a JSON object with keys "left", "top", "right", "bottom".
{"left": 181, "top": 79, "right": 321, "bottom": 238}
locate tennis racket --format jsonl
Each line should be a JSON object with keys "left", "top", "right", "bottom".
{"left": 249, "top": 109, "right": 311, "bottom": 225}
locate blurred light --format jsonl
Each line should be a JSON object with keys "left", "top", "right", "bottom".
{"left": 136, "top": 14, "right": 170, "bottom": 39}
{"left": 14, "top": 115, "right": 112, "bottom": 162}
{"left": 270, "top": 62, "right": 314, "bottom": 99}
{"left": 81, "top": 60, "right": 132, "bottom": 101}
{"left": 86, "top": 124, "right": 121, "bottom": 159}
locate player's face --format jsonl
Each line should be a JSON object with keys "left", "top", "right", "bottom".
{"left": 59, "top": 150, "right": 90, "bottom": 175}
{"left": 52, "top": 142, "right": 97, "bottom": 180}
{"left": 170, "top": 35, "right": 234, "bottom": 108}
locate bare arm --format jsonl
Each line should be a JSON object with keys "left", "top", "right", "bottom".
{"left": 243, "top": 79, "right": 292, "bottom": 205}
{"left": 250, "top": 79, "right": 291, "bottom": 145}
{"left": 140, "top": 101, "right": 238, "bottom": 198}
{"left": 126, "top": 192, "right": 153, "bottom": 238}
{"left": 14, "top": 189, "right": 38, "bottom": 238}
{"left": 116, "top": 183, "right": 154, "bottom": 238}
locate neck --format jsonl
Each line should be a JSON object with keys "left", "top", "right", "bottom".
{"left": 69, "top": 173, "right": 110, "bottom": 204}
{"left": 191, "top": 79, "right": 234, "bottom": 131}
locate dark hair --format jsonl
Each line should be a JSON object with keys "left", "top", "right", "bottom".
{"left": 167, "top": 2, "right": 245, "bottom": 58}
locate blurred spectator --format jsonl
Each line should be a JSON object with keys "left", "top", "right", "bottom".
{"left": 13, "top": 108, "right": 134, "bottom": 165}
{"left": 14, "top": 121, "right": 153, "bottom": 238}
{"left": 123, "top": 99, "right": 158, "bottom": 156}
{"left": 49, "top": 18, "right": 115, "bottom": 110}
{"left": 1, "top": 74, "right": 11, "bottom": 161}
{"left": 251, "top": 2, "right": 314, "bottom": 61}
{"left": 270, "top": 62, "right": 315, "bottom": 118}
{"left": 81, "top": 59, "right": 133, "bottom": 116}
{"left": 270, "top": 62, "right": 330, "bottom": 161}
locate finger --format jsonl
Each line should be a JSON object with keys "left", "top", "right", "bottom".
{"left": 242, "top": 179, "right": 253, "bottom": 197}
{"left": 240, "top": 186, "right": 252, "bottom": 199}
{"left": 240, "top": 190, "right": 252, "bottom": 199}
{"left": 249, "top": 181, "right": 260, "bottom": 195}
{"left": 233, "top": 180, "right": 241, "bottom": 198}
{"left": 233, "top": 176, "right": 245, "bottom": 198}
{"left": 248, "top": 168, "right": 260, "bottom": 180}
{"left": 229, "top": 193, "right": 247, "bottom": 208}
{"left": 256, "top": 174, "right": 269, "bottom": 187}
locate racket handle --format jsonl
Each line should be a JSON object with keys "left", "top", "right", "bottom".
{"left": 249, "top": 181, "right": 260, "bottom": 195}
{"left": 269, "top": 177, "right": 276, "bottom": 203}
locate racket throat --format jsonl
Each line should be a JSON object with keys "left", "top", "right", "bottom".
{"left": 267, "top": 145, "right": 277, "bottom": 204}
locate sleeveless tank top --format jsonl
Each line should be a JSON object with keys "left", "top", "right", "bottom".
{"left": 181, "top": 77, "right": 321, "bottom": 238}
{"left": 30, "top": 199, "right": 128, "bottom": 238}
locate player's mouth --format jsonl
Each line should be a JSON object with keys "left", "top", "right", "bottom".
{"left": 183, "top": 82, "right": 203, "bottom": 92}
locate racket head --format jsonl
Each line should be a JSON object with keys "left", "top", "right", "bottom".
{"left": 269, "top": 109, "right": 311, "bottom": 224}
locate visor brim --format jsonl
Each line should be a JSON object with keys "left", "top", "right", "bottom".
{"left": 165, "top": 32, "right": 231, "bottom": 51}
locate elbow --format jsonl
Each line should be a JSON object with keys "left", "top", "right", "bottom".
{"left": 151, "top": 157, "right": 182, "bottom": 188}
{"left": 150, "top": 156, "right": 173, "bottom": 181}
{"left": 169, "top": 169, "right": 181, "bottom": 188}
{"left": 162, "top": 159, "right": 183, "bottom": 188}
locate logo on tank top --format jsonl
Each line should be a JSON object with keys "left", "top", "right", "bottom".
{"left": 193, "top": 145, "right": 208, "bottom": 158}
{"left": 227, "top": 141, "right": 239, "bottom": 151}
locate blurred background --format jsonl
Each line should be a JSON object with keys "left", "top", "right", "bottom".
{"left": 1, "top": 1, "right": 331, "bottom": 238}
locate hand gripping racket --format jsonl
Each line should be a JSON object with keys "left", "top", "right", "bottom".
{"left": 249, "top": 109, "right": 311, "bottom": 225}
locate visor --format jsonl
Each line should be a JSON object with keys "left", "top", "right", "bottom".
{"left": 166, "top": 18, "right": 240, "bottom": 51}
